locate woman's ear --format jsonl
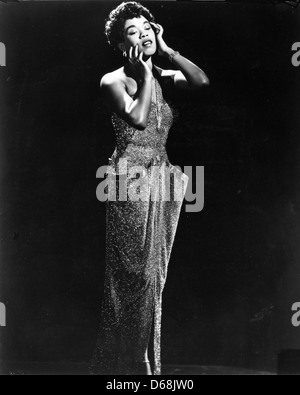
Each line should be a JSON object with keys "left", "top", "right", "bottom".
{"left": 117, "top": 43, "right": 125, "bottom": 53}
{"left": 118, "top": 43, "right": 127, "bottom": 58}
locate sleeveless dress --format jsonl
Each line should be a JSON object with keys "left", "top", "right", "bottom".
{"left": 91, "top": 68, "right": 189, "bottom": 375}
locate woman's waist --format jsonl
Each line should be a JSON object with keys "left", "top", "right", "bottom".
{"left": 118, "top": 143, "right": 167, "bottom": 159}
{"left": 108, "top": 144, "right": 169, "bottom": 170}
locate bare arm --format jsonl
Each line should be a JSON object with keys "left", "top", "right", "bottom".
{"left": 164, "top": 50, "right": 209, "bottom": 91}
{"left": 101, "top": 75, "right": 152, "bottom": 130}
{"left": 150, "top": 22, "right": 209, "bottom": 91}
{"left": 101, "top": 46, "right": 153, "bottom": 130}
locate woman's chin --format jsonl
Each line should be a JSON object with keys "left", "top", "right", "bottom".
{"left": 143, "top": 48, "right": 156, "bottom": 58}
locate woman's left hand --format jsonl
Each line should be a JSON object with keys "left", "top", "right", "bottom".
{"left": 150, "top": 22, "right": 170, "bottom": 57}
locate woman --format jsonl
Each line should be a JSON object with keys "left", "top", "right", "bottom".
{"left": 91, "top": 1, "right": 209, "bottom": 376}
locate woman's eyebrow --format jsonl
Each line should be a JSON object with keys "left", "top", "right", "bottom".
{"left": 125, "top": 25, "right": 136, "bottom": 33}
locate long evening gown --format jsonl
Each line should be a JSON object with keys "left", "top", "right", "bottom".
{"left": 91, "top": 67, "right": 189, "bottom": 375}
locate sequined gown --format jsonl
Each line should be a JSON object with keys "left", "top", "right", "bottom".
{"left": 91, "top": 68, "right": 189, "bottom": 375}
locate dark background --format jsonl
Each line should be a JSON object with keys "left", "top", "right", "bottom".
{"left": 0, "top": 1, "right": 300, "bottom": 373}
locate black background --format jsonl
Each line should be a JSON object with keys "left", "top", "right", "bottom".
{"left": 0, "top": 1, "right": 300, "bottom": 372}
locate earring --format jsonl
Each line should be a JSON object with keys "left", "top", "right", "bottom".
{"left": 123, "top": 50, "right": 127, "bottom": 58}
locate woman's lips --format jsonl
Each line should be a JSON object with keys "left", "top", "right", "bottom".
{"left": 142, "top": 40, "right": 153, "bottom": 47}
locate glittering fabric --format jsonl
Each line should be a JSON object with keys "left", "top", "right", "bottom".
{"left": 90, "top": 69, "right": 189, "bottom": 375}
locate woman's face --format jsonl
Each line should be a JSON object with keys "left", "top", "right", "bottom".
{"left": 122, "top": 16, "right": 157, "bottom": 57}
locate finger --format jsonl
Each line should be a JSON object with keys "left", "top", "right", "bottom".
{"left": 138, "top": 51, "right": 143, "bottom": 63}
{"left": 156, "top": 24, "right": 163, "bottom": 34}
{"left": 129, "top": 47, "right": 136, "bottom": 65}
{"left": 150, "top": 22, "right": 158, "bottom": 32}
{"left": 154, "top": 22, "right": 161, "bottom": 29}
{"left": 135, "top": 44, "right": 139, "bottom": 59}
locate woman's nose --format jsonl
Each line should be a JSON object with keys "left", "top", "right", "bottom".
{"left": 140, "top": 31, "right": 148, "bottom": 38}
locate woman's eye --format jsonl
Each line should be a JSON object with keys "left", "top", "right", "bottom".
{"left": 128, "top": 30, "right": 137, "bottom": 36}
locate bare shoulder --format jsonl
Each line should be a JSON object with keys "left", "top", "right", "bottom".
{"left": 100, "top": 67, "right": 126, "bottom": 90}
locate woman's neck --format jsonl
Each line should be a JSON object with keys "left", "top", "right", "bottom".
{"left": 145, "top": 56, "right": 153, "bottom": 71}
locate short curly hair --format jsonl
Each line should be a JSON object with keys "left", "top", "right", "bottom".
{"left": 105, "top": 1, "right": 155, "bottom": 49}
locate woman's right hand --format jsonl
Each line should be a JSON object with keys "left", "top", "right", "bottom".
{"left": 128, "top": 45, "right": 153, "bottom": 83}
